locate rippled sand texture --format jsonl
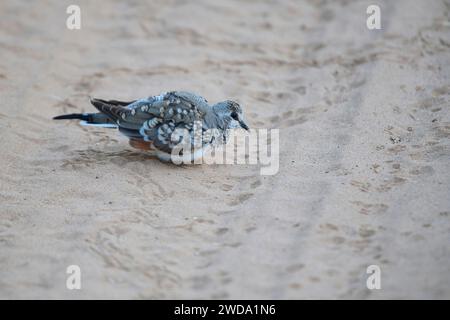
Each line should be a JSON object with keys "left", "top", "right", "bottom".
{"left": 0, "top": 0, "right": 449, "bottom": 299}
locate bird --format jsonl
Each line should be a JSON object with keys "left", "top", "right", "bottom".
{"left": 53, "top": 91, "right": 249, "bottom": 162}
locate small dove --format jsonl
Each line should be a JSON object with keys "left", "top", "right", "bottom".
{"left": 53, "top": 91, "right": 249, "bottom": 162}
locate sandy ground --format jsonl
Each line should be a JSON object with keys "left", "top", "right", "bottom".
{"left": 0, "top": 0, "right": 449, "bottom": 299}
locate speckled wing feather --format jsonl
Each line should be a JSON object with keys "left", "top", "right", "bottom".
{"left": 137, "top": 91, "right": 212, "bottom": 154}
{"left": 91, "top": 92, "right": 215, "bottom": 154}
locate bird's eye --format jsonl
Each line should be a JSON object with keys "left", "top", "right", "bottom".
{"left": 230, "top": 112, "right": 238, "bottom": 120}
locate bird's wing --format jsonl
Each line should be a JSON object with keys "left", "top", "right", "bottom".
{"left": 91, "top": 92, "right": 213, "bottom": 154}
{"left": 138, "top": 92, "right": 212, "bottom": 154}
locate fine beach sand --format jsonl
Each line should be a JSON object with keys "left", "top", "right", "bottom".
{"left": 0, "top": 0, "right": 449, "bottom": 299}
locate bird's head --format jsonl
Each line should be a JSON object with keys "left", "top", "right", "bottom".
{"left": 213, "top": 100, "right": 249, "bottom": 131}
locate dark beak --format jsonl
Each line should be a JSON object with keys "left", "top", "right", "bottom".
{"left": 239, "top": 119, "right": 249, "bottom": 131}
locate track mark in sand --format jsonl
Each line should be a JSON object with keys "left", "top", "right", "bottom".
{"left": 316, "top": 222, "right": 383, "bottom": 254}
{"left": 293, "top": 85, "right": 307, "bottom": 95}
{"left": 10, "top": 131, "right": 46, "bottom": 144}
{"left": 370, "top": 163, "right": 381, "bottom": 174}
{"left": 227, "top": 193, "right": 254, "bottom": 206}
{"left": 220, "top": 184, "right": 233, "bottom": 191}
{"left": 386, "top": 145, "right": 407, "bottom": 155}
{"left": 224, "top": 176, "right": 263, "bottom": 207}
{"left": 431, "top": 85, "right": 450, "bottom": 97}
{"left": 215, "top": 227, "right": 229, "bottom": 236}
{"left": 358, "top": 225, "right": 377, "bottom": 238}
{"left": 123, "top": 163, "right": 176, "bottom": 206}
{"left": 433, "top": 124, "right": 450, "bottom": 139}
{"left": 250, "top": 179, "right": 262, "bottom": 188}
{"left": 317, "top": 223, "right": 347, "bottom": 246}
{"left": 73, "top": 74, "right": 103, "bottom": 94}
{"left": 350, "top": 180, "right": 371, "bottom": 193}
{"left": 0, "top": 218, "right": 17, "bottom": 247}
{"left": 60, "top": 149, "right": 154, "bottom": 170}
{"left": 350, "top": 201, "right": 389, "bottom": 215}
{"left": 376, "top": 176, "right": 407, "bottom": 192}
{"left": 285, "top": 263, "right": 305, "bottom": 274}
{"left": 87, "top": 227, "right": 182, "bottom": 294}
{"left": 319, "top": 223, "right": 339, "bottom": 232}
{"left": 261, "top": 105, "right": 319, "bottom": 128}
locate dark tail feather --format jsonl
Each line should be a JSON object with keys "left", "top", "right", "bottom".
{"left": 53, "top": 113, "right": 90, "bottom": 121}
{"left": 53, "top": 112, "right": 116, "bottom": 127}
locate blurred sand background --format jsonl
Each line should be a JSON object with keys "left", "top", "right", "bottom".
{"left": 0, "top": 0, "right": 449, "bottom": 299}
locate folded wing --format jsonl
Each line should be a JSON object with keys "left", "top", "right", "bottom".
{"left": 91, "top": 92, "right": 211, "bottom": 154}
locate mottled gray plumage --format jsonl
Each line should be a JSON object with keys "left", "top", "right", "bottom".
{"left": 54, "top": 91, "right": 249, "bottom": 160}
